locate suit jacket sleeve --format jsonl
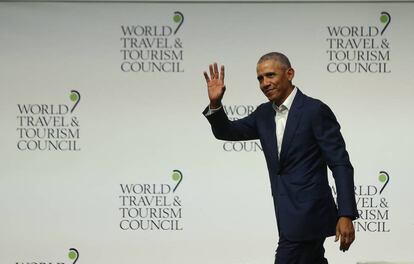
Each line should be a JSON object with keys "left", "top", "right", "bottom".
{"left": 312, "top": 102, "right": 359, "bottom": 220}
{"left": 203, "top": 105, "right": 259, "bottom": 141}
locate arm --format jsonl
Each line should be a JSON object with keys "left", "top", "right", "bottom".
{"left": 203, "top": 63, "right": 258, "bottom": 141}
{"left": 312, "top": 102, "right": 358, "bottom": 251}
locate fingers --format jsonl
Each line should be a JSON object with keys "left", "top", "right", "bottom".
{"left": 214, "top": 63, "right": 219, "bottom": 78}
{"left": 203, "top": 63, "right": 225, "bottom": 81}
{"left": 340, "top": 234, "right": 352, "bottom": 251}
{"left": 209, "top": 64, "right": 214, "bottom": 79}
{"left": 220, "top": 65, "right": 225, "bottom": 81}
{"left": 335, "top": 217, "right": 355, "bottom": 252}
{"left": 203, "top": 71, "right": 210, "bottom": 83}
{"left": 338, "top": 229, "right": 355, "bottom": 252}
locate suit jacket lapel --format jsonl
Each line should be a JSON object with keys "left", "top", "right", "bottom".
{"left": 279, "top": 89, "right": 304, "bottom": 165}
{"left": 263, "top": 103, "right": 279, "bottom": 166}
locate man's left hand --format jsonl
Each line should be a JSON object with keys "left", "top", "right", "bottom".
{"left": 335, "top": 216, "right": 355, "bottom": 252}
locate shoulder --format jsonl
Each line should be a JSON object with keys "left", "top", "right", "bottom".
{"left": 299, "top": 90, "right": 332, "bottom": 112}
{"left": 297, "top": 90, "right": 323, "bottom": 112}
{"left": 297, "top": 90, "right": 339, "bottom": 124}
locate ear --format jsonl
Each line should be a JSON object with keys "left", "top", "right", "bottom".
{"left": 286, "top": 68, "right": 295, "bottom": 81}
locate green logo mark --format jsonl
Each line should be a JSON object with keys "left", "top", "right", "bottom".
{"left": 68, "top": 248, "right": 79, "bottom": 264}
{"left": 380, "top": 11, "right": 391, "bottom": 35}
{"left": 173, "top": 14, "right": 182, "bottom": 23}
{"left": 378, "top": 171, "right": 390, "bottom": 194}
{"left": 380, "top": 14, "right": 388, "bottom": 23}
{"left": 70, "top": 93, "right": 78, "bottom": 102}
{"left": 70, "top": 90, "right": 81, "bottom": 113}
{"left": 173, "top": 11, "right": 184, "bottom": 35}
{"left": 172, "top": 169, "right": 183, "bottom": 192}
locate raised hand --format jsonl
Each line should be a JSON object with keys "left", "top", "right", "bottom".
{"left": 203, "top": 63, "right": 226, "bottom": 109}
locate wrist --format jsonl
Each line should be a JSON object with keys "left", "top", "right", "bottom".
{"left": 338, "top": 216, "right": 353, "bottom": 222}
{"left": 209, "top": 101, "right": 222, "bottom": 109}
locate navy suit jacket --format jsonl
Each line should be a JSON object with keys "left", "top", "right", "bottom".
{"left": 204, "top": 89, "right": 358, "bottom": 241}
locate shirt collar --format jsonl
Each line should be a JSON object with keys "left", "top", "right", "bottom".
{"left": 273, "top": 86, "right": 297, "bottom": 111}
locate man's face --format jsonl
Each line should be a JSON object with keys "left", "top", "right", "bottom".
{"left": 256, "top": 59, "right": 294, "bottom": 106}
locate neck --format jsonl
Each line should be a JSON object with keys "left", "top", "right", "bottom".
{"left": 274, "top": 85, "right": 294, "bottom": 106}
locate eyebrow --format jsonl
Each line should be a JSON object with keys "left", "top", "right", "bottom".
{"left": 257, "top": 72, "right": 276, "bottom": 81}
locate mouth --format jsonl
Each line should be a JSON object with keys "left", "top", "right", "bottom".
{"left": 263, "top": 87, "right": 277, "bottom": 96}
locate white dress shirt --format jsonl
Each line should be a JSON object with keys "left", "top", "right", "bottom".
{"left": 273, "top": 87, "right": 297, "bottom": 158}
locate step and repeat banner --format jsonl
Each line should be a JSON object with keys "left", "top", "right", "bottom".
{"left": 1, "top": 2, "right": 413, "bottom": 264}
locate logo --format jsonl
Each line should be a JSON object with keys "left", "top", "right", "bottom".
{"left": 69, "top": 90, "right": 81, "bottom": 113}
{"left": 15, "top": 248, "right": 79, "bottom": 264}
{"left": 354, "top": 170, "right": 391, "bottom": 233}
{"left": 173, "top": 11, "right": 184, "bottom": 34}
{"left": 378, "top": 170, "right": 390, "bottom": 194}
{"left": 118, "top": 169, "right": 184, "bottom": 231}
{"left": 221, "top": 104, "right": 262, "bottom": 152}
{"left": 68, "top": 248, "right": 79, "bottom": 264}
{"left": 120, "top": 11, "right": 184, "bottom": 73}
{"left": 332, "top": 170, "right": 391, "bottom": 233}
{"left": 171, "top": 169, "right": 183, "bottom": 192}
{"left": 326, "top": 11, "right": 391, "bottom": 73}
{"left": 16, "top": 91, "right": 81, "bottom": 151}
{"left": 380, "top": 12, "right": 391, "bottom": 35}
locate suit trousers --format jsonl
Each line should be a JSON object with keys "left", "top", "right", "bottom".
{"left": 274, "top": 235, "right": 328, "bottom": 264}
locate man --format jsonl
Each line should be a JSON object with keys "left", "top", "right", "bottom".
{"left": 202, "top": 52, "right": 358, "bottom": 264}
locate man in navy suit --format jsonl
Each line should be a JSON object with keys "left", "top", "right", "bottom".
{"left": 203, "top": 52, "right": 358, "bottom": 263}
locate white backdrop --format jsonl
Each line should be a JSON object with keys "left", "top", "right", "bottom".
{"left": 1, "top": 2, "right": 413, "bottom": 264}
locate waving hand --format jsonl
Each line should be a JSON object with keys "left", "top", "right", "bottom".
{"left": 204, "top": 63, "right": 226, "bottom": 109}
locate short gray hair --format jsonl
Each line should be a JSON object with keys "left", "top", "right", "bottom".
{"left": 257, "top": 52, "right": 292, "bottom": 69}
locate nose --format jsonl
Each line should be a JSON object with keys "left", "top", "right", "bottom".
{"left": 262, "top": 77, "right": 271, "bottom": 88}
